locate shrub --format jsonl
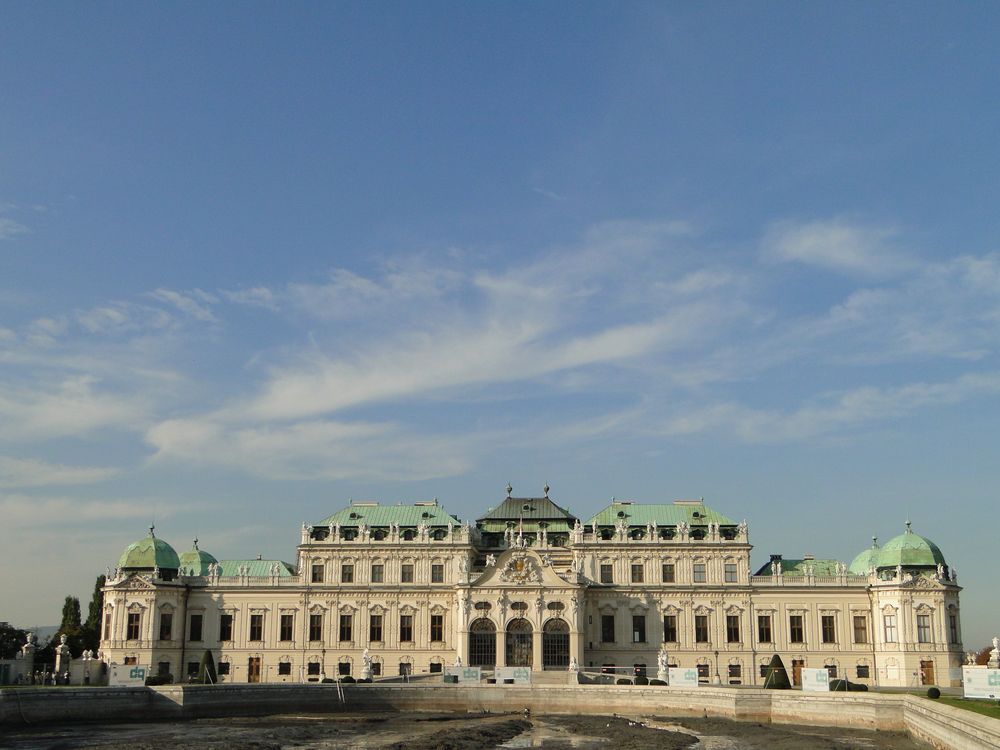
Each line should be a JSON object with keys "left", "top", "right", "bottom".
{"left": 616, "top": 678, "right": 632, "bottom": 685}
{"left": 927, "top": 687, "right": 941, "bottom": 699}
{"left": 197, "top": 650, "right": 218, "bottom": 685}
{"left": 635, "top": 676, "right": 649, "bottom": 685}
{"left": 830, "top": 679, "right": 847, "bottom": 692}
{"left": 339, "top": 675, "right": 356, "bottom": 683}
{"left": 321, "top": 677, "right": 334, "bottom": 683}
{"left": 649, "top": 679, "right": 666, "bottom": 686}
{"left": 761, "top": 654, "right": 791, "bottom": 689}
{"left": 145, "top": 673, "right": 173, "bottom": 686}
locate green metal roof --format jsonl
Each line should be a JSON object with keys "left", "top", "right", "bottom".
{"left": 315, "top": 501, "right": 461, "bottom": 528}
{"left": 217, "top": 559, "right": 295, "bottom": 577}
{"left": 179, "top": 539, "right": 218, "bottom": 576}
{"left": 875, "top": 524, "right": 946, "bottom": 568}
{"left": 587, "top": 500, "right": 736, "bottom": 527}
{"left": 477, "top": 496, "right": 577, "bottom": 523}
{"left": 755, "top": 558, "right": 842, "bottom": 576}
{"left": 848, "top": 539, "right": 880, "bottom": 575}
{"left": 118, "top": 527, "right": 180, "bottom": 570}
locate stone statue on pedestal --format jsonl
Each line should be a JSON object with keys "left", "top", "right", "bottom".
{"left": 360, "top": 648, "right": 373, "bottom": 680}
{"left": 657, "top": 649, "right": 669, "bottom": 682}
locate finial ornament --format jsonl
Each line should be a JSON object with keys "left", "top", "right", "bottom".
{"left": 149, "top": 524, "right": 156, "bottom": 537}
{"left": 193, "top": 537, "right": 199, "bottom": 549}
{"left": 905, "top": 520, "right": 912, "bottom": 533}
{"left": 506, "top": 483, "right": 513, "bottom": 497}
{"left": 543, "top": 483, "right": 550, "bottom": 497}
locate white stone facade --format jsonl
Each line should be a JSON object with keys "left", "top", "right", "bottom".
{"left": 99, "top": 497, "right": 964, "bottom": 687}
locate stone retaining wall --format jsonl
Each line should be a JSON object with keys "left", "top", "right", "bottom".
{"left": 2, "top": 684, "right": 998, "bottom": 749}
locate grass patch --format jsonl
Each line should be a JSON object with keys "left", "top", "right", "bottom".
{"left": 934, "top": 696, "right": 1000, "bottom": 720}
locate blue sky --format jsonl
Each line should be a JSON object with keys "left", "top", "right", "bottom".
{"left": 1, "top": 3, "right": 998, "bottom": 648}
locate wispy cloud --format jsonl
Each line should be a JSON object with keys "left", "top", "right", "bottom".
{"left": 762, "top": 218, "right": 911, "bottom": 277}
{"left": 0, "top": 217, "right": 30, "bottom": 240}
{"left": 0, "top": 376, "right": 148, "bottom": 441}
{"left": 149, "top": 288, "right": 218, "bottom": 322}
{"left": 220, "top": 286, "right": 279, "bottom": 311}
{"left": 0, "top": 456, "right": 121, "bottom": 487}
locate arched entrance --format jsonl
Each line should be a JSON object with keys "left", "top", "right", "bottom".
{"left": 505, "top": 619, "right": 533, "bottom": 667}
{"left": 468, "top": 618, "right": 496, "bottom": 667}
{"left": 542, "top": 619, "right": 569, "bottom": 670}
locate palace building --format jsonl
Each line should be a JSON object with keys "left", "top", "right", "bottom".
{"left": 99, "top": 486, "right": 964, "bottom": 687}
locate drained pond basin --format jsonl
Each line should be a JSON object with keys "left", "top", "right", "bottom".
{"left": 0, "top": 711, "right": 936, "bottom": 750}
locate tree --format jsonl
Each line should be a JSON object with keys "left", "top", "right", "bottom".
{"left": 0, "top": 622, "right": 28, "bottom": 659}
{"left": 61, "top": 596, "right": 82, "bottom": 630}
{"left": 197, "top": 650, "right": 218, "bottom": 684}
{"left": 974, "top": 645, "right": 994, "bottom": 666}
{"left": 762, "top": 654, "right": 791, "bottom": 689}
{"left": 82, "top": 575, "right": 106, "bottom": 653}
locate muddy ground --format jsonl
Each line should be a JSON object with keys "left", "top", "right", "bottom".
{"left": 0, "top": 711, "right": 933, "bottom": 749}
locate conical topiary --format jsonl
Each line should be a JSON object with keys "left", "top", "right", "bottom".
{"left": 197, "top": 649, "right": 218, "bottom": 684}
{"left": 762, "top": 654, "right": 791, "bottom": 689}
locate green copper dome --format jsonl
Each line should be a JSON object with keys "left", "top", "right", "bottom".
{"left": 875, "top": 522, "right": 946, "bottom": 569}
{"left": 179, "top": 538, "right": 217, "bottom": 575}
{"left": 848, "top": 537, "right": 880, "bottom": 575}
{"left": 118, "top": 526, "right": 180, "bottom": 571}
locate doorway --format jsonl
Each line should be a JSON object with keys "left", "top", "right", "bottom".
{"left": 247, "top": 657, "right": 261, "bottom": 683}
{"left": 505, "top": 619, "right": 533, "bottom": 667}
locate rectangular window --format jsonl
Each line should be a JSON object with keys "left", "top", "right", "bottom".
{"left": 821, "top": 615, "right": 836, "bottom": 643}
{"left": 724, "top": 563, "right": 738, "bottom": 583}
{"left": 600, "top": 564, "right": 613, "bottom": 584}
{"left": 248, "top": 614, "right": 262, "bottom": 642}
{"left": 728, "top": 664, "right": 742, "bottom": 680}
{"left": 311, "top": 563, "right": 324, "bottom": 583}
{"left": 158, "top": 661, "right": 170, "bottom": 676}
{"left": 726, "top": 614, "right": 740, "bottom": 643}
{"left": 693, "top": 563, "right": 707, "bottom": 583}
{"left": 399, "top": 662, "right": 412, "bottom": 676}
{"left": 632, "top": 615, "right": 646, "bottom": 643}
{"left": 431, "top": 564, "right": 444, "bottom": 583}
{"left": 789, "top": 615, "right": 804, "bottom": 643}
{"left": 278, "top": 662, "right": 291, "bottom": 675}
{"left": 187, "top": 661, "right": 199, "bottom": 677}
{"left": 601, "top": 614, "right": 615, "bottom": 642}
{"left": 663, "top": 614, "right": 678, "bottom": 642}
{"left": 853, "top": 615, "right": 868, "bottom": 644}
{"left": 401, "top": 563, "right": 414, "bottom": 583}
{"left": 217, "top": 662, "right": 230, "bottom": 675}
{"left": 372, "top": 662, "right": 382, "bottom": 676}
{"left": 696, "top": 664, "right": 709, "bottom": 683}
{"left": 695, "top": 614, "right": 709, "bottom": 643}
{"left": 159, "top": 612, "right": 172, "bottom": 641}
{"left": 220, "top": 613, "right": 234, "bottom": 642}
{"left": 949, "top": 614, "right": 959, "bottom": 644}
{"left": 341, "top": 563, "right": 354, "bottom": 583}
{"left": 370, "top": 614, "right": 383, "bottom": 642}
{"left": 338, "top": 662, "right": 351, "bottom": 676}
{"left": 856, "top": 665, "right": 870, "bottom": 679}
{"left": 826, "top": 665, "right": 838, "bottom": 679}
{"left": 371, "top": 564, "right": 384, "bottom": 583}
{"left": 190, "top": 613, "right": 203, "bottom": 642}
{"left": 125, "top": 612, "right": 142, "bottom": 641}
{"left": 279, "top": 614, "right": 293, "bottom": 642}
{"left": 399, "top": 614, "right": 413, "bottom": 642}
{"left": 757, "top": 614, "right": 772, "bottom": 643}
{"left": 104, "top": 612, "right": 111, "bottom": 640}
{"left": 308, "top": 662, "right": 320, "bottom": 676}
{"left": 124, "top": 656, "right": 137, "bottom": 665}
{"left": 430, "top": 614, "right": 444, "bottom": 642}
{"left": 631, "top": 564, "right": 644, "bottom": 583}
{"left": 884, "top": 614, "right": 897, "bottom": 643}
{"left": 662, "top": 563, "right": 675, "bottom": 583}
{"left": 339, "top": 613, "right": 353, "bottom": 641}
{"left": 309, "top": 614, "right": 323, "bottom": 642}
{"left": 917, "top": 614, "right": 931, "bottom": 643}
{"left": 429, "top": 662, "right": 443, "bottom": 673}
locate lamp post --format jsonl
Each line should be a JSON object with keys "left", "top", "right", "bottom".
{"left": 714, "top": 650, "right": 721, "bottom": 685}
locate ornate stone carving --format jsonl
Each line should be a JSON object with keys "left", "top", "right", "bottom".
{"left": 499, "top": 551, "right": 542, "bottom": 584}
